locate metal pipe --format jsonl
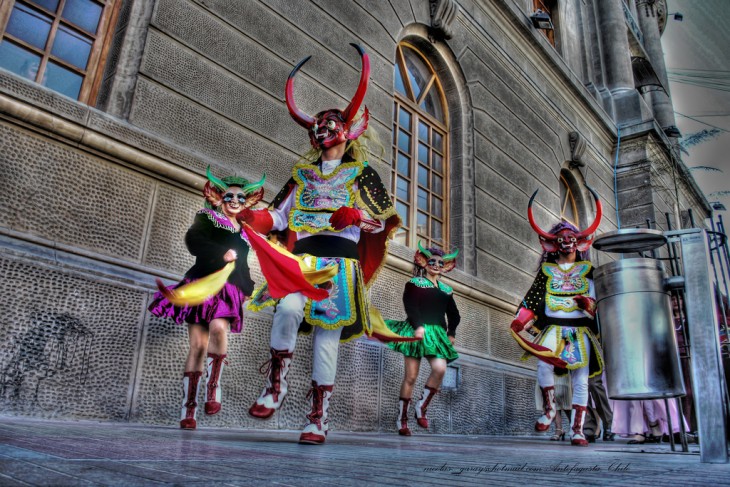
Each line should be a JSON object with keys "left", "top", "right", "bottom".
{"left": 664, "top": 398, "right": 676, "bottom": 451}
{"left": 716, "top": 219, "right": 730, "bottom": 326}
{"left": 677, "top": 396, "right": 689, "bottom": 452}
{"left": 614, "top": 126, "right": 622, "bottom": 229}
{"left": 647, "top": 219, "right": 658, "bottom": 259}
{"left": 719, "top": 215, "right": 730, "bottom": 276}
{"left": 710, "top": 219, "right": 730, "bottom": 346}
{"left": 666, "top": 213, "right": 680, "bottom": 276}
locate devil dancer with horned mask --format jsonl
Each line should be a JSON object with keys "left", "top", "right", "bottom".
{"left": 238, "top": 44, "right": 401, "bottom": 444}
{"left": 509, "top": 188, "right": 604, "bottom": 446}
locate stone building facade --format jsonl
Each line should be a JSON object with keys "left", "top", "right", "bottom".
{"left": 0, "top": 0, "right": 710, "bottom": 435}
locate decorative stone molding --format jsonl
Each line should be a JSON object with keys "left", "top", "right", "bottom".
{"left": 0, "top": 92, "right": 203, "bottom": 190}
{"left": 655, "top": 0, "right": 670, "bottom": 34}
{"left": 568, "top": 131, "right": 587, "bottom": 167}
{"left": 429, "top": 0, "right": 458, "bottom": 40}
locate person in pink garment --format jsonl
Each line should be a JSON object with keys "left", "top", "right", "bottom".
{"left": 611, "top": 399, "right": 688, "bottom": 443}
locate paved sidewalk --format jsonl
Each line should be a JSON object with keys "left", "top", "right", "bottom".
{"left": 0, "top": 416, "right": 727, "bottom": 486}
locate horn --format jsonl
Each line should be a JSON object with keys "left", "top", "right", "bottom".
{"left": 243, "top": 173, "right": 266, "bottom": 195}
{"left": 206, "top": 166, "right": 228, "bottom": 192}
{"left": 285, "top": 56, "right": 317, "bottom": 129}
{"left": 443, "top": 248, "right": 459, "bottom": 261}
{"left": 575, "top": 184, "right": 603, "bottom": 239}
{"left": 417, "top": 240, "right": 433, "bottom": 258}
{"left": 527, "top": 189, "right": 555, "bottom": 241}
{"left": 341, "top": 43, "right": 370, "bottom": 123}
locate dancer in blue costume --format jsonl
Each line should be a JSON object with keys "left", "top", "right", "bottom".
{"left": 239, "top": 44, "right": 401, "bottom": 445}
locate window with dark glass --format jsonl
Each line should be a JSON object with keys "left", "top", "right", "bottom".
{"left": 0, "top": 0, "right": 119, "bottom": 103}
{"left": 392, "top": 42, "right": 448, "bottom": 250}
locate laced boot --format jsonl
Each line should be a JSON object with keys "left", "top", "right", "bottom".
{"left": 204, "top": 352, "right": 227, "bottom": 415}
{"left": 249, "top": 348, "right": 293, "bottom": 419}
{"left": 415, "top": 385, "right": 438, "bottom": 428}
{"left": 535, "top": 386, "right": 557, "bottom": 432}
{"left": 397, "top": 398, "right": 412, "bottom": 436}
{"left": 180, "top": 371, "right": 202, "bottom": 429}
{"left": 299, "top": 381, "right": 334, "bottom": 445}
{"left": 570, "top": 405, "right": 589, "bottom": 446}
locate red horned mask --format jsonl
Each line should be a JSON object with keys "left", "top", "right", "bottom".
{"left": 527, "top": 186, "right": 603, "bottom": 254}
{"left": 286, "top": 43, "right": 370, "bottom": 149}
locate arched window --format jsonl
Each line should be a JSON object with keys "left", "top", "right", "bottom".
{"left": 392, "top": 42, "right": 448, "bottom": 249}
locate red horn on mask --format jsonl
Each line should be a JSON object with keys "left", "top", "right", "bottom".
{"left": 527, "top": 189, "right": 556, "bottom": 241}
{"left": 341, "top": 43, "right": 370, "bottom": 123}
{"left": 574, "top": 185, "right": 603, "bottom": 239}
{"left": 285, "top": 56, "right": 316, "bottom": 129}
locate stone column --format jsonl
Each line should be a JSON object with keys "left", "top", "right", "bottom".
{"left": 636, "top": 2, "right": 678, "bottom": 133}
{"left": 595, "top": 0, "right": 649, "bottom": 124}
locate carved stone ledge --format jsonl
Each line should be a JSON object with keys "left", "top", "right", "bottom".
{"left": 430, "top": 0, "right": 458, "bottom": 41}
{"left": 569, "top": 131, "right": 587, "bottom": 168}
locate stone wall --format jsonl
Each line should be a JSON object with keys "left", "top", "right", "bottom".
{"left": 0, "top": 90, "right": 538, "bottom": 434}
{"left": 0, "top": 0, "right": 709, "bottom": 435}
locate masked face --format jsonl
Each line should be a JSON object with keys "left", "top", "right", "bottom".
{"left": 527, "top": 187, "right": 603, "bottom": 256}
{"left": 555, "top": 229, "right": 578, "bottom": 255}
{"left": 220, "top": 185, "right": 244, "bottom": 218}
{"left": 287, "top": 45, "right": 370, "bottom": 150}
{"left": 425, "top": 257, "right": 446, "bottom": 277}
{"left": 309, "top": 110, "right": 347, "bottom": 149}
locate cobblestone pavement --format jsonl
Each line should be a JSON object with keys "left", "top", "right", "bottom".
{"left": 0, "top": 416, "right": 728, "bottom": 486}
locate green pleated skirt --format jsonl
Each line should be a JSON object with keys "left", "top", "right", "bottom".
{"left": 385, "top": 320, "right": 459, "bottom": 363}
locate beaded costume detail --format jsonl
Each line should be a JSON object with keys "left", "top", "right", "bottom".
{"left": 542, "top": 262, "right": 591, "bottom": 296}
{"left": 289, "top": 161, "right": 362, "bottom": 233}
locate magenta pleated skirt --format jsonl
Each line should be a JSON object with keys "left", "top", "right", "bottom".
{"left": 148, "top": 279, "right": 247, "bottom": 333}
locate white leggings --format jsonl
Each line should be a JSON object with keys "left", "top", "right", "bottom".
{"left": 270, "top": 292, "right": 342, "bottom": 385}
{"left": 536, "top": 332, "right": 591, "bottom": 406}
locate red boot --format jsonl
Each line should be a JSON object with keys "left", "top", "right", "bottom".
{"left": 397, "top": 398, "right": 412, "bottom": 436}
{"left": 570, "top": 404, "right": 589, "bottom": 446}
{"left": 204, "top": 352, "right": 227, "bottom": 415}
{"left": 180, "top": 371, "right": 202, "bottom": 429}
{"left": 299, "top": 381, "right": 334, "bottom": 445}
{"left": 535, "top": 386, "right": 557, "bottom": 432}
{"left": 415, "top": 385, "right": 438, "bottom": 429}
{"left": 249, "top": 348, "right": 293, "bottom": 419}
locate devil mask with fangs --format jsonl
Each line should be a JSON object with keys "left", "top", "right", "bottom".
{"left": 527, "top": 186, "right": 603, "bottom": 255}
{"left": 286, "top": 43, "right": 370, "bottom": 149}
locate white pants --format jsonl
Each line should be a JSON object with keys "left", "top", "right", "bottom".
{"left": 536, "top": 331, "right": 591, "bottom": 406}
{"left": 270, "top": 292, "right": 342, "bottom": 385}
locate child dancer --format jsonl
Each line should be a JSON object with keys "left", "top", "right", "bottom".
{"left": 149, "top": 168, "right": 264, "bottom": 429}
{"left": 387, "top": 242, "right": 460, "bottom": 435}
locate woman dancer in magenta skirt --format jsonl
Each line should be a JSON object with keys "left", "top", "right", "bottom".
{"left": 149, "top": 168, "right": 264, "bottom": 429}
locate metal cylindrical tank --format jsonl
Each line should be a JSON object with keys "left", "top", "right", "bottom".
{"left": 594, "top": 258, "right": 686, "bottom": 399}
